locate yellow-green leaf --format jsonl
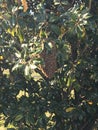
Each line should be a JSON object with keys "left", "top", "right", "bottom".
{"left": 15, "top": 114, "right": 23, "bottom": 121}
{"left": 66, "top": 107, "right": 75, "bottom": 113}
{"left": 16, "top": 28, "right": 24, "bottom": 43}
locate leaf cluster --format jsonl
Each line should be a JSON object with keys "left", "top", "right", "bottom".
{"left": 0, "top": 0, "right": 98, "bottom": 129}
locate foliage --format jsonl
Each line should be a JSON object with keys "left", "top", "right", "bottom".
{"left": 0, "top": 0, "right": 98, "bottom": 130}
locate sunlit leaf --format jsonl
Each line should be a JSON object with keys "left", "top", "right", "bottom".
{"left": 16, "top": 28, "right": 24, "bottom": 43}
{"left": 15, "top": 52, "right": 21, "bottom": 58}
{"left": 66, "top": 107, "right": 75, "bottom": 112}
{"left": 54, "top": 0, "right": 60, "bottom": 5}
{"left": 88, "top": 101, "right": 93, "bottom": 105}
{"left": 24, "top": 65, "right": 30, "bottom": 76}
{"left": 30, "top": 64, "right": 37, "bottom": 69}
{"left": 12, "top": 63, "right": 22, "bottom": 71}
{"left": 67, "top": 76, "right": 71, "bottom": 87}
{"left": 0, "top": 55, "right": 4, "bottom": 60}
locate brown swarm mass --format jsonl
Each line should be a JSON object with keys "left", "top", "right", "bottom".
{"left": 39, "top": 41, "right": 57, "bottom": 79}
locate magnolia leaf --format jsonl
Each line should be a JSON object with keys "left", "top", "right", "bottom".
{"left": 77, "top": 25, "right": 83, "bottom": 32}
{"left": 51, "top": 25, "right": 60, "bottom": 35}
{"left": 0, "top": 55, "right": 4, "bottom": 60}
{"left": 30, "top": 64, "right": 37, "bottom": 69}
{"left": 15, "top": 52, "right": 21, "bottom": 58}
{"left": 24, "top": 65, "right": 30, "bottom": 76}
{"left": 82, "top": 13, "right": 90, "bottom": 19}
{"left": 11, "top": 15, "right": 16, "bottom": 26}
{"left": 16, "top": 28, "right": 24, "bottom": 43}
{"left": 15, "top": 114, "right": 23, "bottom": 121}
{"left": 12, "top": 63, "right": 22, "bottom": 71}
{"left": 48, "top": 42, "right": 53, "bottom": 49}
{"left": 61, "top": 1, "right": 68, "bottom": 5}
{"left": 7, "top": 28, "right": 11, "bottom": 34}
{"left": 67, "top": 77, "right": 71, "bottom": 87}
{"left": 7, "top": 28, "right": 16, "bottom": 36}
{"left": 66, "top": 107, "right": 75, "bottom": 113}
{"left": 87, "top": 101, "right": 93, "bottom": 105}
{"left": 33, "top": 59, "right": 42, "bottom": 65}
{"left": 54, "top": 0, "right": 60, "bottom": 5}
{"left": 11, "top": 28, "right": 16, "bottom": 36}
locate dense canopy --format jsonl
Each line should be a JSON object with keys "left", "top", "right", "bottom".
{"left": 0, "top": 0, "right": 98, "bottom": 130}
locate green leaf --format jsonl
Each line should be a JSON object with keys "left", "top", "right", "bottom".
{"left": 15, "top": 51, "right": 21, "bottom": 58}
{"left": 15, "top": 114, "right": 23, "bottom": 121}
{"left": 16, "top": 28, "right": 24, "bottom": 43}
{"left": 30, "top": 64, "right": 37, "bottom": 69}
{"left": 24, "top": 65, "right": 30, "bottom": 76}
{"left": 33, "top": 59, "right": 42, "bottom": 65}
{"left": 67, "top": 76, "right": 71, "bottom": 87}
{"left": 66, "top": 107, "right": 75, "bottom": 113}
{"left": 11, "top": 15, "right": 16, "bottom": 26}
{"left": 12, "top": 63, "right": 22, "bottom": 71}
{"left": 54, "top": 0, "right": 60, "bottom": 5}
{"left": 51, "top": 25, "right": 60, "bottom": 35}
{"left": 49, "top": 16, "right": 59, "bottom": 23}
{"left": 61, "top": 1, "right": 68, "bottom": 5}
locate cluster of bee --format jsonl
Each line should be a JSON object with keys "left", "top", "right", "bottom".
{"left": 39, "top": 41, "right": 57, "bottom": 79}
